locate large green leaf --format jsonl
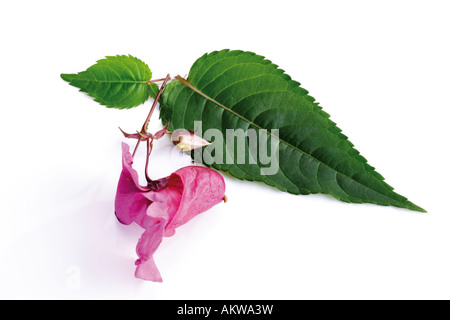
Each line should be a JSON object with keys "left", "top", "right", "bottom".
{"left": 160, "top": 49, "right": 425, "bottom": 212}
{"left": 61, "top": 55, "right": 159, "bottom": 109}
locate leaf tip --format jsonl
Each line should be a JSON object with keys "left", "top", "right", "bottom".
{"left": 408, "top": 202, "right": 427, "bottom": 213}
{"left": 417, "top": 207, "right": 428, "bottom": 213}
{"left": 60, "top": 73, "right": 75, "bottom": 83}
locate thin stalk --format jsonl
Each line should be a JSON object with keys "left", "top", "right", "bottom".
{"left": 146, "top": 78, "right": 168, "bottom": 84}
{"left": 132, "top": 138, "right": 141, "bottom": 158}
{"left": 145, "top": 139, "right": 153, "bottom": 183}
{"left": 141, "top": 74, "right": 171, "bottom": 132}
{"left": 131, "top": 74, "right": 171, "bottom": 157}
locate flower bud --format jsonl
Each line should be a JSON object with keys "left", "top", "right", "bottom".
{"left": 171, "top": 129, "right": 211, "bottom": 151}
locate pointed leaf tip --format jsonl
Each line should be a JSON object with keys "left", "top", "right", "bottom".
{"left": 409, "top": 203, "right": 427, "bottom": 213}
{"left": 60, "top": 73, "right": 75, "bottom": 82}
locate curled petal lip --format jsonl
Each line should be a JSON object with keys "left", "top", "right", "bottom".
{"left": 114, "top": 143, "right": 151, "bottom": 226}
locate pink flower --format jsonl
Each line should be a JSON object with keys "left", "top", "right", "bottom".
{"left": 115, "top": 143, "right": 226, "bottom": 282}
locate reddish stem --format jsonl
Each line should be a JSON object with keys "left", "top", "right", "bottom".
{"left": 145, "top": 139, "right": 153, "bottom": 183}
{"left": 132, "top": 138, "right": 142, "bottom": 158}
{"left": 131, "top": 74, "right": 171, "bottom": 158}
{"left": 147, "top": 78, "right": 168, "bottom": 84}
{"left": 141, "top": 74, "right": 171, "bottom": 132}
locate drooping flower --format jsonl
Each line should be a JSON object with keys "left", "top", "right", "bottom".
{"left": 115, "top": 143, "right": 226, "bottom": 281}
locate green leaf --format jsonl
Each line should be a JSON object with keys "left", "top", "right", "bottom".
{"left": 61, "top": 55, "right": 159, "bottom": 109}
{"left": 160, "top": 49, "right": 425, "bottom": 212}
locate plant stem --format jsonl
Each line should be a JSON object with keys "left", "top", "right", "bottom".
{"left": 146, "top": 78, "right": 168, "bottom": 84}
{"left": 131, "top": 74, "right": 171, "bottom": 157}
{"left": 132, "top": 139, "right": 141, "bottom": 158}
{"left": 141, "top": 74, "right": 171, "bottom": 132}
{"left": 145, "top": 138, "right": 153, "bottom": 183}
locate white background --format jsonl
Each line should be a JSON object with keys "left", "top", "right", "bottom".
{"left": 1, "top": 0, "right": 449, "bottom": 300}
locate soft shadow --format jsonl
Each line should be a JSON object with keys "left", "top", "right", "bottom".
{"left": 4, "top": 198, "right": 155, "bottom": 299}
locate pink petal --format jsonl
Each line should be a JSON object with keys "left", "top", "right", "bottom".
{"left": 164, "top": 166, "right": 226, "bottom": 236}
{"left": 135, "top": 222, "right": 165, "bottom": 282}
{"left": 135, "top": 202, "right": 169, "bottom": 281}
{"left": 115, "top": 143, "right": 150, "bottom": 225}
{"left": 144, "top": 187, "right": 182, "bottom": 235}
{"left": 135, "top": 256, "right": 162, "bottom": 282}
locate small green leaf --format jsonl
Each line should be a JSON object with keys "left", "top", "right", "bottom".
{"left": 61, "top": 55, "right": 159, "bottom": 109}
{"left": 160, "top": 50, "right": 425, "bottom": 213}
